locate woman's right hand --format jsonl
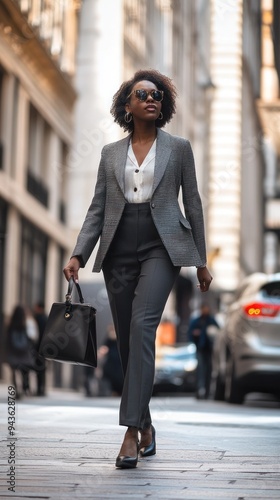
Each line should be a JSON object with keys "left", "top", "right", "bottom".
{"left": 63, "top": 257, "right": 81, "bottom": 282}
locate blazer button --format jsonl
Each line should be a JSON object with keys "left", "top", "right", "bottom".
{"left": 151, "top": 203, "right": 155, "bottom": 209}
{"left": 134, "top": 187, "right": 137, "bottom": 192}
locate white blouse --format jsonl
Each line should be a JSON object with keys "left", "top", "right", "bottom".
{"left": 124, "top": 140, "right": 156, "bottom": 203}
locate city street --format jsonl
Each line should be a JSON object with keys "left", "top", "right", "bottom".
{"left": 0, "top": 386, "right": 280, "bottom": 499}
{"left": 1, "top": 3, "right": 280, "bottom": 499}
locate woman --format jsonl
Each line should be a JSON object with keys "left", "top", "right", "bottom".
{"left": 188, "top": 303, "right": 219, "bottom": 399}
{"left": 6, "top": 305, "right": 35, "bottom": 397}
{"left": 63, "top": 69, "right": 212, "bottom": 468}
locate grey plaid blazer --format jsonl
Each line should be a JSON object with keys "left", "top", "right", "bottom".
{"left": 72, "top": 128, "right": 207, "bottom": 272}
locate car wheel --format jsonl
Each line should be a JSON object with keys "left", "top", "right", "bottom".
{"left": 225, "top": 356, "right": 244, "bottom": 404}
{"left": 214, "top": 373, "right": 225, "bottom": 401}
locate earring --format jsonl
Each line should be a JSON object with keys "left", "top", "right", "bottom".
{"left": 125, "top": 112, "right": 132, "bottom": 123}
{"left": 158, "top": 112, "right": 163, "bottom": 120}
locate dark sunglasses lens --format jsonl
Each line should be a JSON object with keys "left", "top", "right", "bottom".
{"left": 134, "top": 89, "right": 163, "bottom": 101}
{"left": 135, "top": 90, "right": 148, "bottom": 101}
{"left": 152, "top": 90, "right": 162, "bottom": 101}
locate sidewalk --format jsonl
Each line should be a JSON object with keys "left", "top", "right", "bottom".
{"left": 0, "top": 382, "right": 280, "bottom": 499}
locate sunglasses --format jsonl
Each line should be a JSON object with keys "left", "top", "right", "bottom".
{"left": 128, "top": 89, "right": 164, "bottom": 102}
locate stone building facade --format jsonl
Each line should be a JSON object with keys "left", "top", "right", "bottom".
{"left": 0, "top": 0, "right": 80, "bottom": 377}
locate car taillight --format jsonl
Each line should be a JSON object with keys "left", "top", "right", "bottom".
{"left": 243, "top": 302, "right": 280, "bottom": 318}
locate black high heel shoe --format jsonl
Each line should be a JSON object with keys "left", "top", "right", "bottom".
{"left": 139, "top": 425, "right": 156, "bottom": 457}
{"left": 115, "top": 452, "right": 138, "bottom": 469}
{"left": 115, "top": 429, "right": 139, "bottom": 469}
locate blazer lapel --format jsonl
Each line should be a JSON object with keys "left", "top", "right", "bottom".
{"left": 113, "top": 129, "right": 171, "bottom": 196}
{"left": 152, "top": 128, "right": 172, "bottom": 194}
{"left": 114, "top": 135, "right": 131, "bottom": 194}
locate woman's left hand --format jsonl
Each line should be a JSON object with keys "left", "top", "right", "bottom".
{"left": 197, "top": 266, "right": 213, "bottom": 292}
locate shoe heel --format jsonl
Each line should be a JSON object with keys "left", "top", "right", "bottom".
{"left": 139, "top": 425, "right": 156, "bottom": 457}
{"left": 116, "top": 437, "right": 139, "bottom": 469}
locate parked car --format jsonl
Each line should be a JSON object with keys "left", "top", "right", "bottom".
{"left": 153, "top": 343, "right": 197, "bottom": 394}
{"left": 212, "top": 273, "right": 280, "bottom": 404}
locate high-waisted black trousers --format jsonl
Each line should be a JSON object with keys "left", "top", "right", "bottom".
{"left": 102, "top": 202, "right": 180, "bottom": 429}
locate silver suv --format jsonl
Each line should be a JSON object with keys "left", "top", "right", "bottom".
{"left": 213, "top": 273, "right": 280, "bottom": 404}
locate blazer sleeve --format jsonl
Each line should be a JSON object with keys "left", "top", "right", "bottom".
{"left": 71, "top": 148, "right": 107, "bottom": 267}
{"left": 181, "top": 140, "right": 207, "bottom": 266}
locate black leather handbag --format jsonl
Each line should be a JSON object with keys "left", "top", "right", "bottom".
{"left": 39, "top": 278, "right": 97, "bottom": 367}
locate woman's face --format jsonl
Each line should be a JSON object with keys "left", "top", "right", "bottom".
{"left": 125, "top": 80, "right": 162, "bottom": 124}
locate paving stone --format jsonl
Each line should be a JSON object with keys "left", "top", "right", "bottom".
{"left": 1, "top": 386, "right": 280, "bottom": 499}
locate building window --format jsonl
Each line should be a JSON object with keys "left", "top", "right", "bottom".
{"left": 20, "top": 218, "right": 48, "bottom": 307}
{"left": 0, "top": 198, "right": 8, "bottom": 371}
{"left": 10, "top": 78, "right": 20, "bottom": 178}
{"left": 58, "top": 141, "right": 68, "bottom": 223}
{"left": 26, "top": 172, "right": 49, "bottom": 206}
{"left": 58, "top": 246, "right": 65, "bottom": 301}
{"left": 0, "top": 67, "right": 6, "bottom": 170}
{"left": 27, "top": 104, "right": 49, "bottom": 207}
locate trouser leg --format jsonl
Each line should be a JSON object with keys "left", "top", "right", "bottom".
{"left": 104, "top": 256, "right": 180, "bottom": 429}
{"left": 11, "top": 369, "right": 17, "bottom": 394}
{"left": 103, "top": 264, "right": 136, "bottom": 377}
{"left": 21, "top": 370, "right": 29, "bottom": 392}
{"left": 36, "top": 367, "right": 46, "bottom": 395}
{"left": 196, "top": 351, "right": 205, "bottom": 396}
{"left": 196, "top": 351, "right": 212, "bottom": 398}
{"left": 205, "top": 353, "right": 212, "bottom": 399}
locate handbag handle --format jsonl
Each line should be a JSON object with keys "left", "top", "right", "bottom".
{"left": 65, "top": 277, "right": 85, "bottom": 304}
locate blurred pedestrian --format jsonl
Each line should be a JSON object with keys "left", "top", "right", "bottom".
{"left": 26, "top": 308, "right": 39, "bottom": 344}
{"left": 5, "top": 305, "right": 36, "bottom": 397}
{"left": 63, "top": 69, "right": 212, "bottom": 468}
{"left": 101, "top": 324, "right": 123, "bottom": 396}
{"left": 33, "top": 302, "right": 48, "bottom": 396}
{"left": 188, "top": 303, "right": 219, "bottom": 399}
{"left": 83, "top": 365, "right": 96, "bottom": 397}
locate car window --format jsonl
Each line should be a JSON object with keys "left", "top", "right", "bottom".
{"left": 164, "top": 353, "right": 191, "bottom": 361}
{"left": 260, "top": 281, "right": 280, "bottom": 300}
{"left": 241, "top": 280, "right": 270, "bottom": 298}
{"left": 164, "top": 348, "right": 195, "bottom": 361}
